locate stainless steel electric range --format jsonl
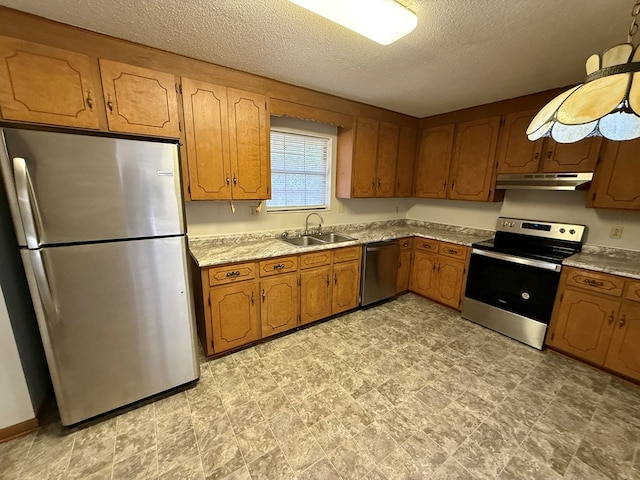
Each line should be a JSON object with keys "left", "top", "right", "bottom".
{"left": 462, "top": 217, "right": 586, "bottom": 350}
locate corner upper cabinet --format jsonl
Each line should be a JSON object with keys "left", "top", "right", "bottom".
{"left": 182, "top": 78, "right": 270, "bottom": 200}
{"left": 99, "top": 59, "right": 180, "bottom": 138}
{"left": 0, "top": 36, "right": 101, "bottom": 129}
{"left": 449, "top": 116, "right": 501, "bottom": 201}
{"left": 496, "top": 110, "right": 544, "bottom": 174}
{"left": 589, "top": 138, "right": 640, "bottom": 210}
{"left": 414, "top": 124, "right": 455, "bottom": 199}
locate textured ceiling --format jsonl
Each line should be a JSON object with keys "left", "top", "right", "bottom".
{"left": 0, "top": 0, "right": 631, "bottom": 117}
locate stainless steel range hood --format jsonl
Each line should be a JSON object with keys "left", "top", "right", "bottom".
{"left": 495, "top": 172, "right": 593, "bottom": 191}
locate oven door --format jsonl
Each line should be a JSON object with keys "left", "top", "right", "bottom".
{"left": 464, "top": 249, "right": 561, "bottom": 324}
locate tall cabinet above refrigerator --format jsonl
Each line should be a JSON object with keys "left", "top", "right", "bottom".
{"left": 0, "top": 128, "right": 200, "bottom": 426}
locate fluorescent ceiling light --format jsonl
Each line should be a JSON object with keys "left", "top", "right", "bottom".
{"left": 289, "top": 0, "right": 418, "bottom": 45}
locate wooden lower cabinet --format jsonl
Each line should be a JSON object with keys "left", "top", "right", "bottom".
{"left": 604, "top": 303, "right": 640, "bottom": 379}
{"left": 548, "top": 267, "right": 640, "bottom": 382}
{"left": 333, "top": 261, "right": 360, "bottom": 314}
{"left": 410, "top": 240, "right": 468, "bottom": 310}
{"left": 300, "top": 266, "right": 332, "bottom": 325}
{"left": 260, "top": 273, "right": 299, "bottom": 338}
{"left": 209, "top": 281, "right": 260, "bottom": 353}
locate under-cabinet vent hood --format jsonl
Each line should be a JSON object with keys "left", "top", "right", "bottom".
{"left": 495, "top": 172, "right": 593, "bottom": 191}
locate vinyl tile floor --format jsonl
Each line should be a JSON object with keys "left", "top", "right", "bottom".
{"left": 2, "top": 294, "right": 640, "bottom": 480}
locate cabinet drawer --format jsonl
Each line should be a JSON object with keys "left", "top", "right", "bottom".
{"left": 565, "top": 268, "right": 624, "bottom": 297}
{"left": 414, "top": 238, "right": 439, "bottom": 253}
{"left": 438, "top": 242, "right": 468, "bottom": 261}
{"left": 208, "top": 262, "right": 256, "bottom": 286}
{"left": 259, "top": 256, "right": 298, "bottom": 277}
{"left": 333, "top": 246, "right": 361, "bottom": 264}
{"left": 398, "top": 237, "right": 413, "bottom": 250}
{"left": 300, "top": 251, "right": 332, "bottom": 270}
{"left": 625, "top": 280, "right": 640, "bottom": 302}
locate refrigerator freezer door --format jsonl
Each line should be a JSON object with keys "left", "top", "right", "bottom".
{"left": 1, "top": 128, "right": 184, "bottom": 247}
{"left": 21, "top": 236, "right": 199, "bottom": 425}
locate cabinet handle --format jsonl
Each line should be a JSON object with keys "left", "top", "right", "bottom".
{"left": 608, "top": 311, "right": 615, "bottom": 325}
{"left": 445, "top": 248, "right": 458, "bottom": 255}
{"left": 583, "top": 278, "right": 604, "bottom": 287}
{"left": 86, "top": 90, "right": 93, "bottom": 110}
{"left": 450, "top": 180, "right": 455, "bottom": 191}
{"left": 437, "top": 264, "right": 441, "bottom": 273}
{"left": 377, "top": 178, "right": 381, "bottom": 188}
{"left": 262, "top": 289, "right": 265, "bottom": 303}
{"left": 534, "top": 151, "right": 539, "bottom": 160}
{"left": 547, "top": 150, "right": 552, "bottom": 159}
{"left": 326, "top": 275, "right": 330, "bottom": 287}
{"left": 423, "top": 243, "right": 431, "bottom": 249}
{"left": 251, "top": 291, "right": 254, "bottom": 305}
{"left": 334, "top": 273, "right": 337, "bottom": 285}
{"left": 619, "top": 314, "right": 626, "bottom": 328}
{"left": 225, "top": 271, "right": 241, "bottom": 278}
{"left": 371, "top": 179, "right": 376, "bottom": 189}
{"left": 432, "top": 263, "right": 436, "bottom": 272}
{"left": 273, "top": 263, "right": 285, "bottom": 270}
{"left": 106, "top": 94, "right": 114, "bottom": 112}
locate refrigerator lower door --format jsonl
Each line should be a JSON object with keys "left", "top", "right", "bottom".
{"left": 22, "top": 236, "right": 199, "bottom": 425}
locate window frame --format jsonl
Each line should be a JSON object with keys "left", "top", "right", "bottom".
{"left": 267, "top": 127, "right": 332, "bottom": 213}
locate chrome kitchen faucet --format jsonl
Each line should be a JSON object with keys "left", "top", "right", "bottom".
{"left": 304, "top": 212, "right": 324, "bottom": 236}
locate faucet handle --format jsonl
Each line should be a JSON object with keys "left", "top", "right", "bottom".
{"left": 281, "top": 231, "right": 289, "bottom": 239}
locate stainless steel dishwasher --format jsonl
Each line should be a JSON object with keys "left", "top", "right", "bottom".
{"left": 361, "top": 240, "right": 400, "bottom": 306}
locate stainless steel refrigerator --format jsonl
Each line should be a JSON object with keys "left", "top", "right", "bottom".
{"left": 0, "top": 128, "right": 200, "bottom": 426}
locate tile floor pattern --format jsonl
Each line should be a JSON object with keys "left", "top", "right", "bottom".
{"left": 2, "top": 294, "right": 640, "bottom": 480}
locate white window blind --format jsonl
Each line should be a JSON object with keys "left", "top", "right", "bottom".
{"left": 268, "top": 130, "right": 330, "bottom": 210}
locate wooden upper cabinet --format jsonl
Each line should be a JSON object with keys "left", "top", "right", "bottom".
{"left": 542, "top": 137, "right": 602, "bottom": 173}
{"left": 496, "top": 110, "right": 543, "bottom": 174}
{"left": 182, "top": 78, "right": 231, "bottom": 200}
{"left": 227, "top": 88, "right": 270, "bottom": 200}
{"left": 414, "top": 124, "right": 455, "bottom": 199}
{"left": 0, "top": 36, "right": 101, "bottom": 129}
{"left": 352, "top": 117, "right": 379, "bottom": 197}
{"left": 589, "top": 139, "right": 640, "bottom": 210}
{"left": 376, "top": 121, "right": 399, "bottom": 197}
{"left": 99, "top": 59, "right": 180, "bottom": 138}
{"left": 449, "top": 116, "right": 501, "bottom": 201}
{"left": 395, "top": 126, "right": 417, "bottom": 197}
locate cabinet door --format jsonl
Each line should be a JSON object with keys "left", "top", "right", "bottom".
{"left": 542, "top": 137, "right": 602, "bottom": 173}
{"left": 414, "top": 125, "right": 454, "bottom": 198}
{"left": 210, "top": 282, "right": 260, "bottom": 353}
{"left": 396, "top": 249, "right": 412, "bottom": 293}
{"left": 590, "top": 139, "right": 640, "bottom": 210}
{"left": 300, "top": 266, "right": 332, "bottom": 324}
{"left": 496, "top": 110, "right": 543, "bottom": 174}
{"left": 260, "top": 273, "right": 299, "bottom": 338}
{"left": 395, "top": 126, "right": 417, "bottom": 197}
{"left": 435, "top": 257, "right": 466, "bottom": 309}
{"left": 332, "top": 261, "right": 361, "bottom": 315}
{"left": 99, "top": 59, "right": 180, "bottom": 137}
{"left": 449, "top": 117, "right": 501, "bottom": 201}
{"left": 182, "top": 78, "right": 231, "bottom": 200}
{"left": 604, "top": 303, "right": 640, "bottom": 381}
{"left": 352, "top": 117, "right": 379, "bottom": 197}
{"left": 549, "top": 289, "right": 618, "bottom": 365}
{"left": 0, "top": 36, "right": 101, "bottom": 129}
{"left": 376, "top": 121, "right": 399, "bottom": 197}
{"left": 410, "top": 250, "right": 438, "bottom": 298}
{"left": 227, "top": 88, "right": 270, "bottom": 200}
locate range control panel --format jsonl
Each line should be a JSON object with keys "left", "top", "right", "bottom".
{"left": 496, "top": 217, "right": 586, "bottom": 242}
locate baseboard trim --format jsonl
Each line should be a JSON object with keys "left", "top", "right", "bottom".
{"left": 0, "top": 418, "right": 39, "bottom": 443}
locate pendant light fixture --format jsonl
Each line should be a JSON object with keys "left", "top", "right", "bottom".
{"left": 288, "top": 0, "right": 418, "bottom": 46}
{"left": 527, "top": 1, "right": 640, "bottom": 143}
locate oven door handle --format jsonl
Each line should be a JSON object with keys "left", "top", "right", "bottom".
{"left": 471, "top": 248, "right": 562, "bottom": 272}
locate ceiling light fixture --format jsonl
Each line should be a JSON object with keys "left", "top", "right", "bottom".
{"left": 527, "top": 1, "right": 640, "bottom": 143}
{"left": 288, "top": 0, "right": 417, "bottom": 45}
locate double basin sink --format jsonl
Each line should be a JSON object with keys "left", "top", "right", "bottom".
{"left": 282, "top": 232, "right": 356, "bottom": 247}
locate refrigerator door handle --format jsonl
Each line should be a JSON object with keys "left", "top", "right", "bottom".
{"left": 13, "top": 157, "right": 42, "bottom": 249}
{"left": 29, "top": 249, "right": 59, "bottom": 322}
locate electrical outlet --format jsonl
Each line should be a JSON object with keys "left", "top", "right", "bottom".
{"left": 610, "top": 225, "right": 624, "bottom": 239}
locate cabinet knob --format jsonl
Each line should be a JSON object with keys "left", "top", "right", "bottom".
{"left": 334, "top": 273, "right": 337, "bottom": 285}
{"left": 608, "top": 311, "right": 615, "bottom": 325}
{"left": 233, "top": 176, "right": 237, "bottom": 185}
{"left": 326, "top": 275, "right": 330, "bottom": 287}
{"left": 619, "top": 314, "right": 626, "bottom": 327}
{"left": 262, "top": 289, "right": 265, "bottom": 302}
{"left": 86, "top": 90, "right": 93, "bottom": 110}
{"left": 251, "top": 291, "right": 255, "bottom": 304}
{"left": 106, "top": 94, "right": 114, "bottom": 112}
{"left": 226, "top": 177, "right": 230, "bottom": 185}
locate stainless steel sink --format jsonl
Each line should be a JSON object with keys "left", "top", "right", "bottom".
{"left": 282, "top": 236, "right": 325, "bottom": 247}
{"left": 312, "top": 233, "right": 356, "bottom": 244}
{"left": 281, "top": 232, "right": 357, "bottom": 247}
